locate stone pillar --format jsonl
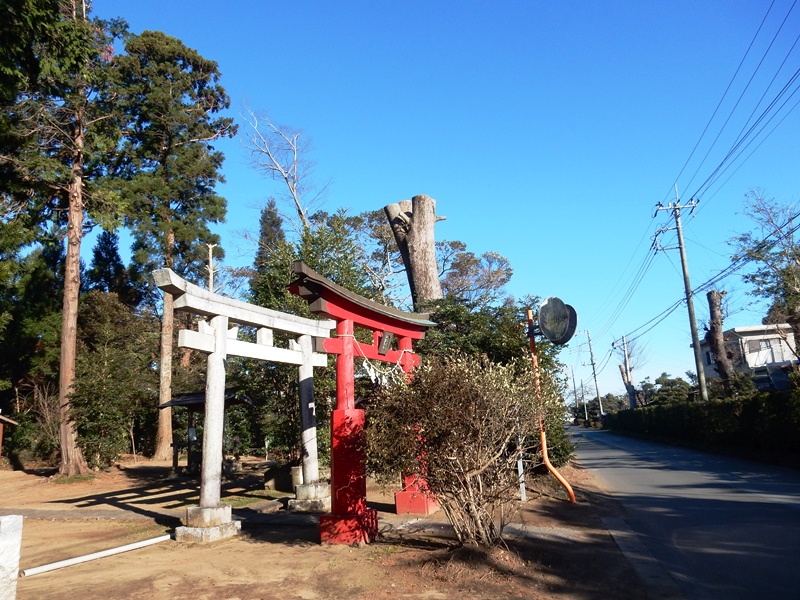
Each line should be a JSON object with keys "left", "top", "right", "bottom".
{"left": 319, "top": 319, "right": 377, "bottom": 544}
{"left": 200, "top": 314, "right": 227, "bottom": 509}
{"left": 176, "top": 315, "right": 240, "bottom": 543}
{"left": 289, "top": 334, "right": 331, "bottom": 513}
{"left": 0, "top": 515, "right": 23, "bottom": 600}
{"left": 298, "top": 334, "right": 319, "bottom": 483}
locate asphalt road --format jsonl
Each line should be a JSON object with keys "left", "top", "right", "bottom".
{"left": 571, "top": 426, "right": 800, "bottom": 600}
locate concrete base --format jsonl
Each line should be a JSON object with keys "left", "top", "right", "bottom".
{"left": 175, "top": 504, "right": 240, "bottom": 544}
{"left": 289, "top": 482, "right": 331, "bottom": 513}
{"left": 395, "top": 488, "right": 438, "bottom": 515}
{"left": 0, "top": 515, "right": 23, "bottom": 600}
{"left": 185, "top": 504, "right": 232, "bottom": 528}
{"left": 175, "top": 521, "right": 241, "bottom": 544}
{"left": 320, "top": 509, "right": 377, "bottom": 545}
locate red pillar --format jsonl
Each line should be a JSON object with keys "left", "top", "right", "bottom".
{"left": 394, "top": 336, "right": 438, "bottom": 515}
{"left": 320, "top": 319, "right": 378, "bottom": 544}
{"left": 398, "top": 335, "right": 415, "bottom": 376}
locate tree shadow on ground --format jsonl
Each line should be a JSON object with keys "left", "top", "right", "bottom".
{"left": 360, "top": 473, "right": 648, "bottom": 600}
{"left": 46, "top": 462, "right": 275, "bottom": 528}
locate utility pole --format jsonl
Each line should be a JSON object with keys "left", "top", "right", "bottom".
{"left": 583, "top": 330, "right": 603, "bottom": 414}
{"left": 579, "top": 381, "right": 588, "bottom": 420}
{"left": 654, "top": 189, "right": 710, "bottom": 402}
{"left": 570, "top": 366, "right": 580, "bottom": 421}
{"left": 206, "top": 243, "right": 217, "bottom": 293}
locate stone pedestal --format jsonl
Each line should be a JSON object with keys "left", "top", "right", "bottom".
{"left": 289, "top": 482, "right": 332, "bottom": 513}
{"left": 175, "top": 505, "right": 241, "bottom": 543}
{"left": 395, "top": 475, "right": 438, "bottom": 515}
{"left": 291, "top": 465, "right": 304, "bottom": 489}
{"left": 0, "top": 515, "right": 23, "bottom": 600}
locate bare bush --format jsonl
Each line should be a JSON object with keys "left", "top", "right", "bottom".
{"left": 366, "top": 353, "right": 545, "bottom": 547}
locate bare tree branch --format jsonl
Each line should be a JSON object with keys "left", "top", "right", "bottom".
{"left": 241, "top": 107, "right": 316, "bottom": 231}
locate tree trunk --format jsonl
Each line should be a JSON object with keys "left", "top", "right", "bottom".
{"left": 153, "top": 231, "right": 176, "bottom": 461}
{"left": 705, "top": 290, "right": 736, "bottom": 392}
{"left": 178, "top": 312, "right": 193, "bottom": 368}
{"left": 786, "top": 305, "right": 800, "bottom": 368}
{"left": 58, "top": 121, "right": 89, "bottom": 477}
{"left": 618, "top": 364, "right": 637, "bottom": 409}
{"left": 384, "top": 195, "right": 444, "bottom": 310}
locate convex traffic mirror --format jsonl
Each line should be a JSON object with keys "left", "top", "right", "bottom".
{"left": 538, "top": 296, "right": 577, "bottom": 345}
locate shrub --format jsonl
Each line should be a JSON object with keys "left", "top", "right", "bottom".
{"left": 366, "top": 353, "right": 569, "bottom": 547}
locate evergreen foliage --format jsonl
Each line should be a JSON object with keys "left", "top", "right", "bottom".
{"left": 70, "top": 290, "right": 159, "bottom": 468}
{"left": 0, "top": 232, "right": 64, "bottom": 402}
{"left": 607, "top": 390, "right": 800, "bottom": 461}
{"left": 84, "top": 230, "right": 139, "bottom": 306}
{"left": 243, "top": 203, "right": 378, "bottom": 461}
{"left": 113, "top": 29, "right": 235, "bottom": 291}
{"left": 0, "top": 5, "right": 235, "bottom": 469}
{"left": 0, "top": 0, "right": 129, "bottom": 475}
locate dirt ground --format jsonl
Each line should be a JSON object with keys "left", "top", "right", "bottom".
{"left": 0, "top": 455, "right": 648, "bottom": 600}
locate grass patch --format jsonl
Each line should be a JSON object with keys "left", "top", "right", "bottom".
{"left": 52, "top": 474, "right": 96, "bottom": 484}
{"left": 223, "top": 488, "right": 291, "bottom": 508}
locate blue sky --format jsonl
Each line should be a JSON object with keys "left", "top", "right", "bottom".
{"left": 93, "top": 1, "right": 800, "bottom": 399}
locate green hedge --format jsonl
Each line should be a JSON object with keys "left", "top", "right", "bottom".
{"left": 606, "top": 391, "right": 800, "bottom": 456}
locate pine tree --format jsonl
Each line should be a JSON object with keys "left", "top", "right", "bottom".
{"left": 0, "top": 0, "right": 127, "bottom": 475}
{"left": 84, "top": 230, "right": 138, "bottom": 306}
{"left": 113, "top": 30, "right": 236, "bottom": 459}
{"left": 250, "top": 198, "right": 294, "bottom": 310}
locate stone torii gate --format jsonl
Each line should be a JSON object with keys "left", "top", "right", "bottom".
{"left": 289, "top": 261, "right": 435, "bottom": 544}
{"left": 154, "top": 268, "right": 334, "bottom": 543}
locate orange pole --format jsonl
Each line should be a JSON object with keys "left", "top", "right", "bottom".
{"left": 527, "top": 309, "right": 576, "bottom": 503}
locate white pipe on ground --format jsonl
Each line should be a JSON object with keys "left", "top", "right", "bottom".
{"left": 20, "top": 534, "right": 172, "bottom": 577}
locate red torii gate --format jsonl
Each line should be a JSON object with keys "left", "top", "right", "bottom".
{"left": 289, "top": 261, "right": 435, "bottom": 544}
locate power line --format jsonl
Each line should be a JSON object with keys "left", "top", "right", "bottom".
{"left": 580, "top": 4, "right": 799, "bottom": 389}
{"left": 691, "top": 65, "right": 800, "bottom": 203}
{"left": 662, "top": 0, "right": 780, "bottom": 205}
{"left": 684, "top": 2, "right": 797, "bottom": 199}
{"left": 586, "top": 216, "right": 661, "bottom": 339}
{"left": 694, "top": 91, "right": 800, "bottom": 211}
{"left": 620, "top": 208, "right": 800, "bottom": 346}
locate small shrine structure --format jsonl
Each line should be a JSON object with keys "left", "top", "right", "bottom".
{"left": 288, "top": 261, "right": 436, "bottom": 544}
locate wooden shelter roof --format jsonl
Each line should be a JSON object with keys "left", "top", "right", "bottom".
{"left": 158, "top": 389, "right": 249, "bottom": 410}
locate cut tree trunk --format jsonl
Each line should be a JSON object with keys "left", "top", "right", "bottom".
{"left": 618, "top": 364, "right": 637, "bottom": 409}
{"left": 384, "top": 195, "right": 445, "bottom": 310}
{"left": 705, "top": 290, "right": 736, "bottom": 386}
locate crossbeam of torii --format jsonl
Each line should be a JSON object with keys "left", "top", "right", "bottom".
{"left": 289, "top": 261, "right": 436, "bottom": 544}
{"left": 154, "top": 268, "right": 334, "bottom": 543}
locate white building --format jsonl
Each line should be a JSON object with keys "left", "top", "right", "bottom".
{"left": 698, "top": 324, "right": 797, "bottom": 389}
